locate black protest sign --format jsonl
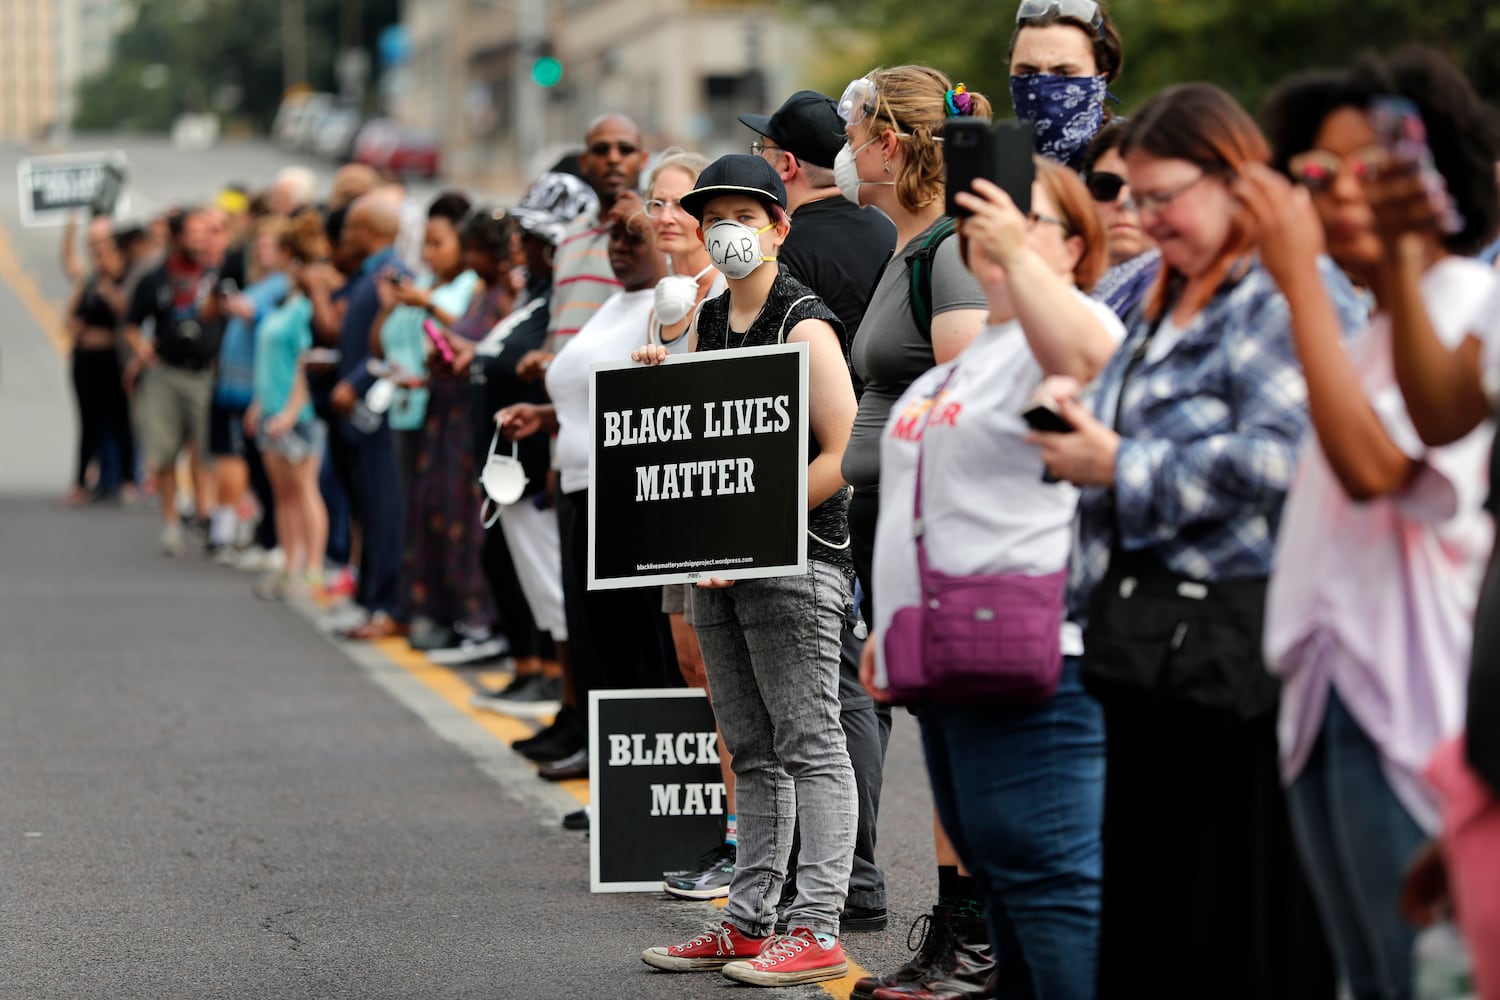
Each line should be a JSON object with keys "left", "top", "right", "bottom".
{"left": 18, "top": 152, "right": 129, "bottom": 227}
{"left": 588, "top": 343, "right": 808, "bottom": 589}
{"left": 589, "top": 689, "right": 726, "bottom": 892}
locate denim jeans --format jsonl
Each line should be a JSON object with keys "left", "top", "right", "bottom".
{"left": 1286, "top": 689, "right": 1426, "bottom": 1000}
{"left": 919, "top": 658, "right": 1105, "bottom": 999}
{"left": 692, "top": 559, "right": 858, "bottom": 938}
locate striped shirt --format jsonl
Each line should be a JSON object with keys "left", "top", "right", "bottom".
{"left": 544, "top": 216, "right": 620, "bottom": 353}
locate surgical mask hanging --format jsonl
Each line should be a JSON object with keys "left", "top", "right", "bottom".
{"left": 702, "top": 220, "right": 776, "bottom": 281}
{"left": 1010, "top": 74, "right": 1108, "bottom": 169}
{"left": 478, "top": 428, "right": 528, "bottom": 527}
{"left": 833, "top": 136, "right": 895, "bottom": 206}
{"left": 653, "top": 263, "right": 714, "bottom": 325}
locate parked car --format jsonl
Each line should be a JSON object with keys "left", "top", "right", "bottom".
{"left": 272, "top": 92, "right": 336, "bottom": 149}
{"left": 351, "top": 119, "right": 442, "bottom": 179}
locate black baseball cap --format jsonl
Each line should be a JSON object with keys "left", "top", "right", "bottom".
{"left": 679, "top": 154, "right": 788, "bottom": 221}
{"left": 738, "top": 91, "right": 846, "bottom": 169}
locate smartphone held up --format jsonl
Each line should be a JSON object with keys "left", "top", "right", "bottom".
{"left": 944, "top": 118, "right": 1036, "bottom": 219}
{"left": 1368, "top": 95, "right": 1464, "bottom": 237}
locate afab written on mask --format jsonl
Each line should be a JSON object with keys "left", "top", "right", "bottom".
{"left": 599, "top": 394, "right": 792, "bottom": 503}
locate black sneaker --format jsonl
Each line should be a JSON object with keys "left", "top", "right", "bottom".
{"left": 512, "top": 707, "right": 573, "bottom": 751}
{"left": 663, "top": 842, "right": 735, "bottom": 900}
{"left": 515, "top": 725, "right": 582, "bottom": 763}
{"left": 470, "top": 674, "right": 562, "bottom": 719}
{"left": 562, "top": 807, "right": 589, "bottom": 831}
{"left": 429, "top": 625, "right": 509, "bottom": 666}
{"left": 775, "top": 897, "right": 888, "bottom": 934}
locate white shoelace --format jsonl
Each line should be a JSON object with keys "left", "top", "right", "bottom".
{"left": 753, "top": 933, "right": 810, "bottom": 966}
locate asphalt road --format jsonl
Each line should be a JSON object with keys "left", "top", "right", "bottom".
{"left": 0, "top": 136, "right": 942, "bottom": 999}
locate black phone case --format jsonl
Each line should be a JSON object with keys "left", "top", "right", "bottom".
{"left": 944, "top": 118, "right": 1035, "bottom": 219}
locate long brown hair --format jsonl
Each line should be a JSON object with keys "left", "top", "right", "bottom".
{"left": 1035, "top": 157, "right": 1107, "bottom": 291}
{"left": 1121, "top": 83, "right": 1268, "bottom": 319}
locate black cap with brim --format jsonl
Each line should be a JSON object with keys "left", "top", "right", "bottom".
{"left": 679, "top": 154, "right": 789, "bottom": 221}
{"left": 737, "top": 90, "right": 846, "bottom": 169}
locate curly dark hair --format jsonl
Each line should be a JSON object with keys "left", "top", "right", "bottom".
{"left": 1263, "top": 47, "right": 1500, "bottom": 256}
{"left": 459, "top": 208, "right": 519, "bottom": 259}
{"left": 427, "top": 191, "right": 471, "bottom": 226}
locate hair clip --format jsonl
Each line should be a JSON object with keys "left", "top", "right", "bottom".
{"left": 945, "top": 84, "right": 975, "bottom": 118}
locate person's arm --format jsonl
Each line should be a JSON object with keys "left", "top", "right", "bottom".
{"left": 304, "top": 264, "right": 345, "bottom": 346}
{"left": 930, "top": 309, "right": 986, "bottom": 364}
{"left": 369, "top": 302, "right": 394, "bottom": 360}
{"left": 496, "top": 402, "right": 559, "bottom": 441}
{"left": 957, "top": 180, "right": 1116, "bottom": 380}
{"left": 267, "top": 362, "right": 311, "bottom": 437}
{"left": 1239, "top": 165, "right": 1414, "bottom": 500}
{"left": 790, "top": 318, "right": 858, "bottom": 509}
{"left": 123, "top": 275, "right": 156, "bottom": 365}
{"left": 60, "top": 214, "right": 82, "bottom": 283}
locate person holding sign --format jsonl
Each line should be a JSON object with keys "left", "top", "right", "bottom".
{"left": 636, "top": 155, "right": 859, "bottom": 988}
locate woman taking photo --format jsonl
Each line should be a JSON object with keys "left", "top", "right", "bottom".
{"left": 245, "top": 213, "right": 332, "bottom": 600}
{"left": 863, "top": 158, "right": 1121, "bottom": 998}
{"left": 834, "top": 64, "right": 998, "bottom": 999}
{"left": 1253, "top": 49, "right": 1500, "bottom": 999}
{"left": 637, "top": 155, "right": 858, "bottom": 988}
{"left": 1031, "top": 83, "right": 1365, "bottom": 998}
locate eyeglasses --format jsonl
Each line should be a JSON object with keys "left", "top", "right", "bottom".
{"left": 1015, "top": 0, "right": 1103, "bottom": 32}
{"left": 644, "top": 198, "right": 688, "bottom": 218}
{"left": 1028, "top": 212, "right": 1072, "bottom": 234}
{"left": 838, "top": 77, "right": 879, "bottom": 126}
{"left": 1085, "top": 171, "right": 1127, "bottom": 203}
{"left": 587, "top": 140, "right": 640, "bottom": 157}
{"left": 1122, "top": 171, "right": 1214, "bottom": 215}
{"left": 1287, "top": 149, "right": 1378, "bottom": 193}
{"left": 749, "top": 139, "right": 782, "bottom": 157}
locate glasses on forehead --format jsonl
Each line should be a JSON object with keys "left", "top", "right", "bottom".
{"left": 838, "top": 77, "right": 880, "bottom": 126}
{"left": 1015, "top": 0, "right": 1103, "bottom": 32}
{"left": 588, "top": 140, "right": 640, "bottom": 157}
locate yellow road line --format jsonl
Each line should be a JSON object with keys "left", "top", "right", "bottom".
{"left": 0, "top": 214, "right": 68, "bottom": 357}
{"left": 365, "top": 636, "right": 870, "bottom": 995}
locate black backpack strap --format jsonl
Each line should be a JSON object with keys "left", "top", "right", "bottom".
{"left": 905, "top": 217, "right": 958, "bottom": 342}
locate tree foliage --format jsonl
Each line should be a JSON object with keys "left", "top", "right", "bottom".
{"left": 793, "top": 0, "right": 1500, "bottom": 121}
{"left": 73, "top": 0, "right": 399, "bottom": 132}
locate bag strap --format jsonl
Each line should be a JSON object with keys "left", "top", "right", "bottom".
{"left": 911, "top": 365, "right": 962, "bottom": 586}
{"left": 906, "top": 217, "right": 958, "bottom": 342}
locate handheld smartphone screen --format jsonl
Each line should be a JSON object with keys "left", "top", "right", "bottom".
{"left": 1021, "top": 401, "right": 1074, "bottom": 434}
{"left": 944, "top": 118, "right": 1035, "bottom": 218}
{"left": 422, "top": 318, "right": 456, "bottom": 364}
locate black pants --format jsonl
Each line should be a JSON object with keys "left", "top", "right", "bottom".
{"left": 849, "top": 487, "right": 880, "bottom": 626}
{"left": 330, "top": 422, "right": 404, "bottom": 618}
{"left": 71, "top": 348, "right": 135, "bottom": 493}
{"left": 557, "top": 489, "right": 676, "bottom": 740}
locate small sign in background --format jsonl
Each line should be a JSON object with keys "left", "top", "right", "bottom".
{"left": 17, "top": 152, "right": 129, "bottom": 227}
{"left": 589, "top": 689, "right": 727, "bottom": 893}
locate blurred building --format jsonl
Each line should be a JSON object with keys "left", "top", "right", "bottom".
{"left": 397, "top": 0, "right": 820, "bottom": 183}
{"left": 0, "top": 0, "right": 129, "bottom": 138}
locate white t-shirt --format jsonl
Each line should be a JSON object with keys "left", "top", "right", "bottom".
{"left": 871, "top": 291, "right": 1125, "bottom": 686}
{"left": 545, "top": 288, "right": 655, "bottom": 495}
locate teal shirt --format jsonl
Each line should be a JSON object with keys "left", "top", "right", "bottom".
{"left": 380, "top": 270, "right": 480, "bottom": 431}
{"left": 252, "top": 293, "right": 315, "bottom": 425}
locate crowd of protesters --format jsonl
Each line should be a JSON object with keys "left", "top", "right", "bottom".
{"left": 56, "top": 0, "right": 1500, "bottom": 994}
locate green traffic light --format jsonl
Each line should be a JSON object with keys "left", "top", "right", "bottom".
{"left": 531, "top": 56, "right": 563, "bottom": 88}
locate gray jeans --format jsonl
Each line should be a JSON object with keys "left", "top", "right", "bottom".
{"left": 692, "top": 560, "right": 858, "bottom": 938}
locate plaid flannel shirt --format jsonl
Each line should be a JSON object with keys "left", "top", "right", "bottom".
{"left": 1068, "top": 256, "right": 1367, "bottom": 622}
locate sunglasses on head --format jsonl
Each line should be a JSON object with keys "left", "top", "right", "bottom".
{"left": 588, "top": 140, "right": 640, "bottom": 157}
{"left": 1015, "top": 0, "right": 1103, "bottom": 32}
{"left": 1085, "top": 171, "right": 1126, "bottom": 203}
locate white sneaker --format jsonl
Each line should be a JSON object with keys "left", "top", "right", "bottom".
{"left": 234, "top": 547, "right": 270, "bottom": 572}
{"left": 213, "top": 546, "right": 241, "bottom": 567}
{"left": 160, "top": 522, "right": 185, "bottom": 557}
{"left": 427, "top": 635, "right": 508, "bottom": 666}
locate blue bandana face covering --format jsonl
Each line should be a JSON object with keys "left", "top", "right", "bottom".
{"left": 1010, "top": 74, "right": 1108, "bottom": 169}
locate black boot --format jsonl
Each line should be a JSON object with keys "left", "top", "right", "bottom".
{"left": 898, "top": 911, "right": 994, "bottom": 999}
{"left": 850, "top": 905, "right": 957, "bottom": 1000}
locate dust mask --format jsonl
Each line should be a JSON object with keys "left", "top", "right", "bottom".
{"left": 703, "top": 219, "right": 777, "bottom": 280}
{"left": 653, "top": 263, "right": 714, "bottom": 325}
{"left": 834, "top": 136, "right": 894, "bottom": 206}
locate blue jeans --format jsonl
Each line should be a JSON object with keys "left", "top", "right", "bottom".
{"left": 919, "top": 658, "right": 1105, "bottom": 999}
{"left": 692, "top": 560, "right": 858, "bottom": 938}
{"left": 1286, "top": 690, "right": 1425, "bottom": 1000}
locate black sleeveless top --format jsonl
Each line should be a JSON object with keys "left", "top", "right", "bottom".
{"left": 74, "top": 274, "right": 121, "bottom": 332}
{"left": 696, "top": 269, "right": 852, "bottom": 570}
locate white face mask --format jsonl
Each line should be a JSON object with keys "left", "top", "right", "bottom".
{"left": 833, "top": 136, "right": 894, "bottom": 207}
{"left": 702, "top": 219, "right": 777, "bottom": 281}
{"left": 478, "top": 430, "right": 528, "bottom": 527}
{"left": 653, "top": 263, "right": 714, "bottom": 326}
{"left": 363, "top": 377, "right": 396, "bottom": 414}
